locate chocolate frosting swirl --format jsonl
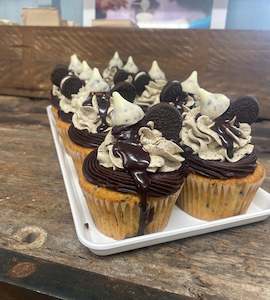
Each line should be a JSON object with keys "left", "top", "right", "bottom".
{"left": 68, "top": 124, "right": 106, "bottom": 148}
{"left": 50, "top": 91, "right": 60, "bottom": 109}
{"left": 83, "top": 150, "right": 186, "bottom": 197}
{"left": 183, "top": 146, "right": 257, "bottom": 179}
{"left": 58, "top": 109, "right": 73, "bottom": 123}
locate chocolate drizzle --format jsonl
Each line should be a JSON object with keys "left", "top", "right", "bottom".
{"left": 96, "top": 94, "right": 110, "bottom": 133}
{"left": 112, "top": 125, "right": 153, "bottom": 235}
{"left": 212, "top": 119, "right": 243, "bottom": 159}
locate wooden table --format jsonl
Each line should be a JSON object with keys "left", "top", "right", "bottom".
{"left": 0, "top": 95, "right": 270, "bottom": 300}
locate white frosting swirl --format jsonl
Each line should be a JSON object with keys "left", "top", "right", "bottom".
{"left": 122, "top": 56, "right": 139, "bottom": 74}
{"left": 69, "top": 54, "right": 83, "bottom": 75}
{"left": 59, "top": 97, "right": 76, "bottom": 114}
{"left": 135, "top": 80, "right": 167, "bottom": 107}
{"left": 98, "top": 121, "right": 184, "bottom": 173}
{"left": 52, "top": 85, "right": 62, "bottom": 97}
{"left": 181, "top": 107, "right": 254, "bottom": 162}
{"left": 72, "top": 95, "right": 113, "bottom": 133}
{"left": 103, "top": 52, "right": 123, "bottom": 86}
{"left": 181, "top": 71, "right": 200, "bottom": 95}
{"left": 108, "top": 51, "right": 123, "bottom": 69}
{"left": 86, "top": 68, "right": 110, "bottom": 92}
{"left": 79, "top": 61, "right": 92, "bottom": 81}
{"left": 148, "top": 61, "right": 166, "bottom": 81}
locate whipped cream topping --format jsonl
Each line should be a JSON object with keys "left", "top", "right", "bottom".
{"left": 52, "top": 85, "right": 62, "bottom": 97}
{"left": 122, "top": 56, "right": 139, "bottom": 74}
{"left": 59, "top": 97, "right": 76, "bottom": 114}
{"left": 86, "top": 68, "right": 110, "bottom": 92}
{"left": 135, "top": 80, "right": 167, "bottom": 107}
{"left": 148, "top": 61, "right": 166, "bottom": 81}
{"left": 103, "top": 52, "right": 123, "bottom": 86}
{"left": 72, "top": 95, "right": 113, "bottom": 134}
{"left": 111, "top": 92, "right": 144, "bottom": 126}
{"left": 181, "top": 107, "right": 254, "bottom": 162}
{"left": 198, "top": 88, "right": 230, "bottom": 120}
{"left": 79, "top": 61, "right": 92, "bottom": 81}
{"left": 98, "top": 121, "right": 184, "bottom": 173}
{"left": 69, "top": 54, "right": 83, "bottom": 75}
{"left": 108, "top": 51, "right": 123, "bottom": 69}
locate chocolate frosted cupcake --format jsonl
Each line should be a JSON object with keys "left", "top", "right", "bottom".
{"left": 56, "top": 75, "right": 84, "bottom": 144}
{"left": 135, "top": 61, "right": 167, "bottom": 109}
{"left": 103, "top": 51, "right": 123, "bottom": 87}
{"left": 81, "top": 92, "right": 186, "bottom": 240}
{"left": 65, "top": 68, "right": 111, "bottom": 173}
{"left": 178, "top": 88, "right": 265, "bottom": 220}
{"left": 160, "top": 71, "right": 200, "bottom": 114}
{"left": 50, "top": 64, "right": 69, "bottom": 119}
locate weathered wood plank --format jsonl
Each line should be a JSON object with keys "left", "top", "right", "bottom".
{"left": 0, "top": 96, "right": 270, "bottom": 300}
{"left": 0, "top": 27, "right": 270, "bottom": 118}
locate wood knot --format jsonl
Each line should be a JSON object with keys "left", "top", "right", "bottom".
{"left": 9, "top": 226, "right": 47, "bottom": 250}
{"left": 8, "top": 262, "right": 36, "bottom": 278}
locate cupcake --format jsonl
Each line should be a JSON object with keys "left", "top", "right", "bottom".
{"left": 50, "top": 64, "right": 69, "bottom": 119}
{"left": 66, "top": 68, "right": 111, "bottom": 175}
{"left": 81, "top": 92, "right": 186, "bottom": 240}
{"left": 160, "top": 71, "right": 200, "bottom": 114}
{"left": 178, "top": 87, "right": 265, "bottom": 220}
{"left": 56, "top": 75, "right": 85, "bottom": 144}
{"left": 135, "top": 60, "right": 167, "bottom": 109}
{"left": 103, "top": 51, "right": 123, "bottom": 87}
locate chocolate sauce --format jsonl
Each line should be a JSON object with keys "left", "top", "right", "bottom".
{"left": 112, "top": 126, "right": 153, "bottom": 236}
{"left": 213, "top": 119, "right": 244, "bottom": 159}
{"left": 96, "top": 94, "right": 110, "bottom": 133}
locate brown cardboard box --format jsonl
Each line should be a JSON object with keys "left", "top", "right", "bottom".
{"left": 92, "top": 19, "right": 137, "bottom": 28}
{"left": 22, "top": 7, "right": 60, "bottom": 26}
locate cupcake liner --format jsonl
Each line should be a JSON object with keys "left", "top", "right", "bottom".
{"left": 65, "top": 139, "right": 94, "bottom": 180}
{"left": 51, "top": 106, "right": 59, "bottom": 120}
{"left": 55, "top": 117, "right": 71, "bottom": 150}
{"left": 177, "top": 163, "right": 265, "bottom": 221}
{"left": 80, "top": 175, "right": 183, "bottom": 240}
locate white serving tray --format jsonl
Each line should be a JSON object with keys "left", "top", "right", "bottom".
{"left": 47, "top": 105, "right": 270, "bottom": 256}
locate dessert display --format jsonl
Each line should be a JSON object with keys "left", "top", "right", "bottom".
{"left": 48, "top": 52, "right": 266, "bottom": 241}
{"left": 81, "top": 92, "right": 186, "bottom": 239}
{"left": 178, "top": 88, "right": 265, "bottom": 220}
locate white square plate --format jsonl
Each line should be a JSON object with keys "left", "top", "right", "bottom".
{"left": 47, "top": 106, "right": 270, "bottom": 256}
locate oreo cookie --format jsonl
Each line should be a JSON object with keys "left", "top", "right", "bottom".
{"left": 111, "top": 81, "right": 136, "bottom": 102}
{"left": 51, "top": 64, "right": 69, "bottom": 87}
{"left": 143, "top": 103, "right": 182, "bottom": 143}
{"left": 160, "top": 81, "right": 187, "bottom": 104}
{"left": 61, "top": 76, "right": 84, "bottom": 99}
{"left": 133, "top": 72, "right": 151, "bottom": 95}
{"left": 217, "top": 96, "right": 259, "bottom": 124}
{"left": 113, "top": 69, "right": 130, "bottom": 84}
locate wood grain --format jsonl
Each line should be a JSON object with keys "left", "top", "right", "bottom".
{"left": 0, "top": 26, "right": 270, "bottom": 118}
{"left": 0, "top": 95, "right": 270, "bottom": 299}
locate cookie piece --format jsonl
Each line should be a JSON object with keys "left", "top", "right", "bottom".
{"left": 143, "top": 103, "right": 182, "bottom": 142}
{"left": 61, "top": 76, "right": 84, "bottom": 99}
{"left": 160, "top": 80, "right": 185, "bottom": 103}
{"left": 51, "top": 65, "right": 69, "bottom": 87}
{"left": 113, "top": 69, "right": 130, "bottom": 84}
{"left": 133, "top": 72, "right": 151, "bottom": 95}
{"left": 217, "top": 96, "right": 259, "bottom": 124}
{"left": 111, "top": 81, "right": 136, "bottom": 102}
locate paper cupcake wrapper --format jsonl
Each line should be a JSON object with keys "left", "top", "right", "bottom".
{"left": 177, "top": 164, "right": 265, "bottom": 221}
{"left": 51, "top": 106, "right": 59, "bottom": 120}
{"left": 55, "top": 117, "right": 71, "bottom": 150}
{"left": 81, "top": 177, "right": 182, "bottom": 240}
{"left": 65, "top": 140, "right": 93, "bottom": 180}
